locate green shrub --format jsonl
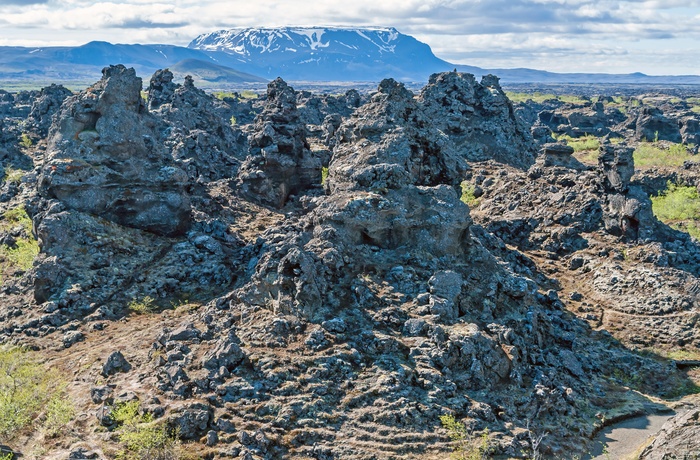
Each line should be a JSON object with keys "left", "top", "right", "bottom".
{"left": 439, "top": 414, "right": 492, "bottom": 460}
{"left": 19, "top": 133, "right": 32, "bottom": 149}
{"left": 460, "top": 181, "right": 480, "bottom": 208}
{"left": 2, "top": 167, "right": 25, "bottom": 185}
{"left": 0, "top": 346, "right": 69, "bottom": 442}
{"left": 634, "top": 142, "right": 693, "bottom": 167}
{"left": 111, "top": 401, "right": 180, "bottom": 460}
{"left": 321, "top": 167, "right": 329, "bottom": 186}
{"left": 128, "top": 296, "right": 157, "bottom": 315}
{"left": 0, "top": 207, "right": 39, "bottom": 278}
{"left": 43, "top": 393, "right": 76, "bottom": 437}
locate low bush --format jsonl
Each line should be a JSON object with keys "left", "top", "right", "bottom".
{"left": 460, "top": 182, "right": 480, "bottom": 208}
{"left": 0, "top": 207, "right": 40, "bottom": 279}
{"left": 111, "top": 401, "right": 180, "bottom": 460}
{"left": 0, "top": 346, "right": 72, "bottom": 443}
{"left": 128, "top": 296, "right": 157, "bottom": 315}
{"left": 440, "top": 414, "right": 492, "bottom": 460}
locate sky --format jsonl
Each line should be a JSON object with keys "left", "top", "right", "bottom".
{"left": 0, "top": 0, "right": 699, "bottom": 75}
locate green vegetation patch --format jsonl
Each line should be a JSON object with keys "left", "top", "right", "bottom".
{"left": 0, "top": 207, "right": 40, "bottom": 280}
{"left": 556, "top": 134, "right": 604, "bottom": 164}
{"left": 651, "top": 182, "right": 700, "bottom": 239}
{"left": 3, "top": 167, "right": 26, "bottom": 185}
{"left": 0, "top": 346, "right": 73, "bottom": 442}
{"left": 128, "top": 296, "right": 157, "bottom": 315}
{"left": 634, "top": 142, "right": 694, "bottom": 168}
{"left": 506, "top": 91, "right": 588, "bottom": 105}
{"left": 460, "top": 181, "right": 480, "bottom": 208}
{"left": 439, "top": 414, "right": 492, "bottom": 460}
{"left": 111, "top": 401, "right": 180, "bottom": 460}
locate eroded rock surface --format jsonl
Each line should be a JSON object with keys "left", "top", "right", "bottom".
{"left": 38, "top": 65, "right": 191, "bottom": 237}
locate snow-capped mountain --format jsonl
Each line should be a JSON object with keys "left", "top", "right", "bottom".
{"left": 188, "top": 27, "right": 453, "bottom": 81}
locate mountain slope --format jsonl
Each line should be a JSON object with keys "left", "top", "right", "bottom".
{"left": 169, "top": 58, "right": 267, "bottom": 83}
{"left": 189, "top": 27, "right": 453, "bottom": 81}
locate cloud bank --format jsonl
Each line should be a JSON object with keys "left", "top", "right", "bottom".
{"left": 0, "top": 0, "right": 698, "bottom": 74}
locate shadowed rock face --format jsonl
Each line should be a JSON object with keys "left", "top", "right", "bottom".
{"left": 38, "top": 65, "right": 191, "bottom": 237}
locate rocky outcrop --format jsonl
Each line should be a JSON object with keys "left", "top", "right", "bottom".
{"left": 26, "top": 84, "right": 73, "bottom": 137}
{"left": 38, "top": 65, "right": 191, "bottom": 237}
{"left": 634, "top": 106, "right": 682, "bottom": 143}
{"left": 148, "top": 71, "right": 246, "bottom": 182}
{"left": 3, "top": 72, "right": 700, "bottom": 460}
{"left": 419, "top": 72, "right": 537, "bottom": 169}
{"left": 237, "top": 78, "right": 322, "bottom": 208}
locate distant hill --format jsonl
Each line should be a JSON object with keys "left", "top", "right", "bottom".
{"left": 169, "top": 59, "right": 266, "bottom": 84}
{"left": 188, "top": 27, "right": 452, "bottom": 82}
{"left": 0, "top": 41, "right": 265, "bottom": 85}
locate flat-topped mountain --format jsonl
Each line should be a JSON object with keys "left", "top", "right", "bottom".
{"left": 188, "top": 26, "right": 452, "bottom": 81}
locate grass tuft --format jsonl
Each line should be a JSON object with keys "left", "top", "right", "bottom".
{"left": 128, "top": 296, "right": 157, "bottom": 315}
{"left": 460, "top": 181, "right": 480, "bottom": 208}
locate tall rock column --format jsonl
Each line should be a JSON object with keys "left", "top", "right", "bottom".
{"left": 37, "top": 65, "right": 191, "bottom": 237}
{"left": 236, "top": 78, "right": 321, "bottom": 208}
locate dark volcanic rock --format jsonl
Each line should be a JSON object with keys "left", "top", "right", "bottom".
{"left": 37, "top": 65, "right": 191, "bottom": 237}
{"left": 26, "top": 84, "right": 74, "bottom": 137}
{"left": 418, "top": 72, "right": 537, "bottom": 169}
{"left": 148, "top": 71, "right": 246, "bottom": 182}
{"left": 635, "top": 106, "right": 682, "bottom": 143}
{"left": 237, "top": 78, "right": 322, "bottom": 208}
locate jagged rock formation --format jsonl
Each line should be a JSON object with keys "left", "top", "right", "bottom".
{"left": 418, "top": 72, "right": 537, "bottom": 169}
{"left": 237, "top": 77, "right": 322, "bottom": 208}
{"left": 26, "top": 83, "right": 73, "bottom": 136}
{"left": 1, "top": 71, "right": 700, "bottom": 459}
{"left": 38, "top": 65, "right": 191, "bottom": 237}
{"left": 147, "top": 70, "right": 246, "bottom": 182}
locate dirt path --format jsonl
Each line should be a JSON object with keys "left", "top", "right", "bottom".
{"left": 586, "top": 413, "right": 675, "bottom": 459}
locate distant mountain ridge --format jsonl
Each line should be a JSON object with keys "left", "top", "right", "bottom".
{"left": 188, "top": 27, "right": 452, "bottom": 81}
{"left": 0, "top": 27, "right": 699, "bottom": 87}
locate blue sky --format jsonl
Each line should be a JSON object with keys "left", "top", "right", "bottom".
{"left": 0, "top": 0, "right": 698, "bottom": 75}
